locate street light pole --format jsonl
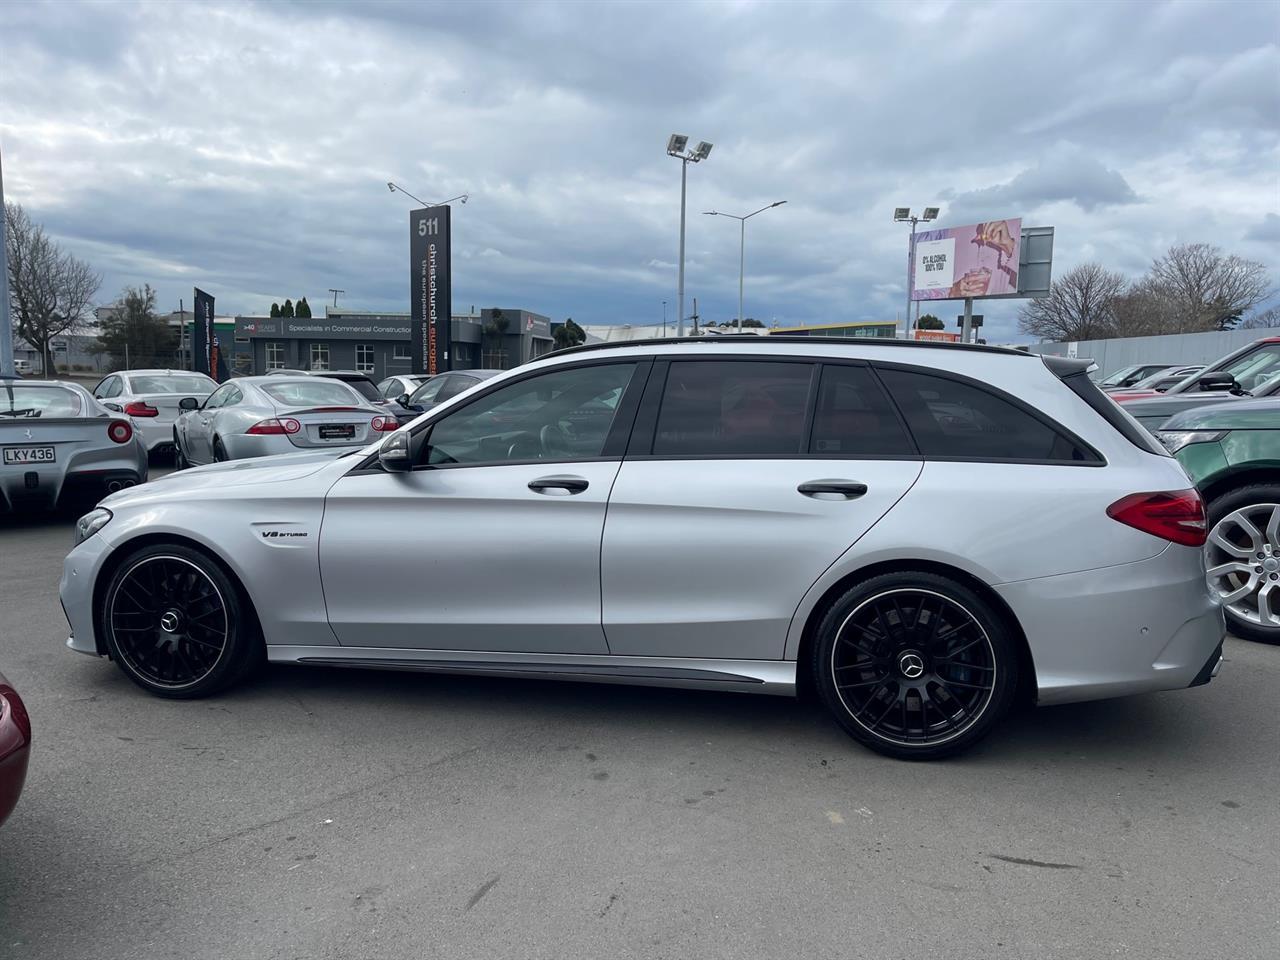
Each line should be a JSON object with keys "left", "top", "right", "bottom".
{"left": 667, "top": 135, "right": 713, "bottom": 338}
{"left": 0, "top": 141, "right": 14, "bottom": 377}
{"left": 704, "top": 201, "right": 787, "bottom": 333}
{"left": 662, "top": 300, "right": 668, "bottom": 336}
{"left": 893, "top": 206, "right": 939, "bottom": 338}
{"left": 387, "top": 182, "right": 468, "bottom": 209}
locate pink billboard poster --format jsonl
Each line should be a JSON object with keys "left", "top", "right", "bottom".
{"left": 912, "top": 218, "right": 1021, "bottom": 301}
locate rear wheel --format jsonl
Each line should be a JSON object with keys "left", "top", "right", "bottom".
{"left": 212, "top": 436, "right": 228, "bottom": 462}
{"left": 812, "top": 571, "right": 1018, "bottom": 760}
{"left": 1205, "top": 485, "right": 1280, "bottom": 645}
{"left": 173, "top": 432, "right": 189, "bottom": 470}
{"left": 101, "top": 544, "right": 261, "bottom": 698}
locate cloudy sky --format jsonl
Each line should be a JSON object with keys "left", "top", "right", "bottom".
{"left": 2, "top": 0, "right": 1277, "bottom": 342}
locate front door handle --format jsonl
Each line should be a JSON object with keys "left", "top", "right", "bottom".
{"left": 528, "top": 475, "right": 589, "bottom": 495}
{"left": 798, "top": 479, "right": 868, "bottom": 499}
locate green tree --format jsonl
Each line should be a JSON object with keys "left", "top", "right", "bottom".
{"left": 553, "top": 317, "right": 586, "bottom": 350}
{"left": 270, "top": 302, "right": 281, "bottom": 318}
{"left": 916, "top": 314, "right": 944, "bottom": 330}
{"left": 296, "top": 296, "right": 312, "bottom": 318}
{"left": 96, "top": 284, "right": 177, "bottom": 370}
{"left": 740, "top": 318, "right": 764, "bottom": 328}
{"left": 282, "top": 298, "right": 295, "bottom": 318}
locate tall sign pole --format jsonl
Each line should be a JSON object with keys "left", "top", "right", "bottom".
{"left": 410, "top": 205, "right": 452, "bottom": 374}
{"left": 0, "top": 142, "right": 15, "bottom": 377}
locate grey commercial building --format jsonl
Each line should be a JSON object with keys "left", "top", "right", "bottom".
{"left": 233, "top": 308, "right": 554, "bottom": 379}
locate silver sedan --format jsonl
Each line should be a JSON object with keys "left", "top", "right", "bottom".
{"left": 1, "top": 378, "right": 148, "bottom": 512}
{"left": 93, "top": 369, "right": 218, "bottom": 457}
{"left": 173, "top": 375, "right": 398, "bottom": 466}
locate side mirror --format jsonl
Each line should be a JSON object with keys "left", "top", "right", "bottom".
{"left": 397, "top": 394, "right": 412, "bottom": 407}
{"left": 179, "top": 397, "right": 200, "bottom": 411}
{"left": 378, "top": 431, "right": 413, "bottom": 472}
{"left": 1197, "top": 372, "right": 1238, "bottom": 392}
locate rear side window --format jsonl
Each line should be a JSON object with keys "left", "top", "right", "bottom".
{"left": 653, "top": 361, "right": 813, "bottom": 456}
{"left": 1058, "top": 369, "right": 1168, "bottom": 456}
{"left": 878, "top": 367, "right": 1095, "bottom": 463}
{"left": 810, "top": 365, "right": 914, "bottom": 456}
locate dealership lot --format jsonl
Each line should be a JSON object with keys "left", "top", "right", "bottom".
{"left": 0, "top": 507, "right": 1276, "bottom": 959}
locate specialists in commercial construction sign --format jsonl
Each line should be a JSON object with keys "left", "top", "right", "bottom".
{"left": 410, "top": 206, "right": 452, "bottom": 375}
{"left": 912, "top": 218, "right": 1021, "bottom": 301}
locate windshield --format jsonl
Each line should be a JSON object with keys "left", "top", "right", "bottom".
{"left": 333, "top": 378, "right": 380, "bottom": 401}
{"left": 1098, "top": 365, "right": 1143, "bottom": 386}
{"left": 1130, "top": 367, "right": 1201, "bottom": 391}
{"left": 127, "top": 374, "right": 217, "bottom": 394}
{"left": 262, "top": 381, "right": 362, "bottom": 407}
{"left": 0, "top": 384, "right": 83, "bottom": 418}
{"left": 1171, "top": 343, "right": 1280, "bottom": 394}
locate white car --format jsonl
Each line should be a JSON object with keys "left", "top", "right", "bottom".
{"left": 93, "top": 370, "right": 219, "bottom": 458}
{"left": 61, "top": 338, "right": 1223, "bottom": 759}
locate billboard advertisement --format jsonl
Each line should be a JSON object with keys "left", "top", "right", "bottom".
{"left": 912, "top": 218, "right": 1021, "bottom": 301}
{"left": 410, "top": 205, "right": 452, "bottom": 375}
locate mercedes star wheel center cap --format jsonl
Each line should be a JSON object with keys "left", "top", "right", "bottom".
{"left": 898, "top": 652, "right": 925, "bottom": 679}
{"left": 159, "top": 610, "right": 182, "bottom": 634}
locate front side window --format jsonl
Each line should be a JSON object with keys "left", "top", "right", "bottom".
{"left": 426, "top": 363, "right": 637, "bottom": 466}
{"left": 652, "top": 360, "right": 813, "bottom": 456}
{"left": 97, "top": 377, "right": 122, "bottom": 399}
{"left": 810, "top": 365, "right": 914, "bottom": 456}
{"left": 435, "top": 375, "right": 478, "bottom": 403}
{"left": 356, "top": 344, "right": 375, "bottom": 373}
{"left": 407, "top": 377, "right": 448, "bottom": 408}
{"left": 266, "top": 342, "right": 286, "bottom": 369}
{"left": 878, "top": 367, "right": 1092, "bottom": 462}
{"left": 1221, "top": 343, "right": 1280, "bottom": 393}
{"left": 310, "top": 343, "right": 330, "bottom": 371}
{"left": 203, "top": 383, "right": 238, "bottom": 410}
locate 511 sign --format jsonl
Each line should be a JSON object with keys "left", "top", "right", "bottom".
{"left": 409, "top": 205, "right": 452, "bottom": 375}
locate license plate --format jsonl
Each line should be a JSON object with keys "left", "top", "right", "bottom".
{"left": 318, "top": 424, "right": 355, "bottom": 440}
{"left": 3, "top": 445, "right": 56, "bottom": 465}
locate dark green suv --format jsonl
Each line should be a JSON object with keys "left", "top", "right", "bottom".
{"left": 1159, "top": 397, "right": 1280, "bottom": 644}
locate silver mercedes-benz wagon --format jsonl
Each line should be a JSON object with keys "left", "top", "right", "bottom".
{"left": 60, "top": 338, "right": 1224, "bottom": 759}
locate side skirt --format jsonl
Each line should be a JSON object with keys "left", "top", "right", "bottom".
{"left": 266, "top": 646, "right": 797, "bottom": 696}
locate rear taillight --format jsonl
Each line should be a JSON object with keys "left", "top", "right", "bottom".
{"left": 247, "top": 417, "right": 301, "bottom": 435}
{"left": 1107, "top": 489, "right": 1207, "bottom": 547}
{"left": 123, "top": 401, "right": 159, "bottom": 418}
{"left": 371, "top": 416, "right": 398, "bottom": 432}
{"left": 107, "top": 420, "right": 133, "bottom": 444}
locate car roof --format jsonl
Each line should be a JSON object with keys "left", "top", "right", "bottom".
{"left": 548, "top": 334, "right": 1028, "bottom": 360}
{"left": 117, "top": 369, "right": 213, "bottom": 377}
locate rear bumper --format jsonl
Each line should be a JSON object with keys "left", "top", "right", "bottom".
{"left": 995, "top": 544, "right": 1225, "bottom": 706}
{"left": 1, "top": 460, "right": 147, "bottom": 512}
{"left": 132, "top": 417, "right": 176, "bottom": 452}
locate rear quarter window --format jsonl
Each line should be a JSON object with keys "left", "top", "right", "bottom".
{"left": 877, "top": 367, "right": 1098, "bottom": 463}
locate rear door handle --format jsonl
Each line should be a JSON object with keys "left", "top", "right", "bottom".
{"left": 528, "top": 475, "right": 589, "bottom": 495}
{"left": 797, "top": 479, "right": 868, "bottom": 499}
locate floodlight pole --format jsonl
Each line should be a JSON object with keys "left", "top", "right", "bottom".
{"left": 678, "top": 157, "right": 689, "bottom": 338}
{"left": 0, "top": 142, "right": 14, "bottom": 377}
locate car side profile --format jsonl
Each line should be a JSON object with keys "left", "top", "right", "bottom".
{"left": 61, "top": 338, "right": 1223, "bottom": 760}
{"left": 1158, "top": 397, "right": 1280, "bottom": 645}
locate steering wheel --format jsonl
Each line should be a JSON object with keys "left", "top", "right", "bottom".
{"left": 539, "top": 423, "right": 573, "bottom": 459}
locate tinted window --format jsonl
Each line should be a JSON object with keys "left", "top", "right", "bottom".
{"left": 127, "top": 374, "right": 217, "bottom": 394}
{"left": 334, "top": 378, "right": 380, "bottom": 401}
{"left": 203, "top": 383, "right": 237, "bottom": 410}
{"left": 427, "top": 363, "right": 636, "bottom": 466}
{"left": 879, "top": 368, "right": 1091, "bottom": 462}
{"left": 261, "top": 380, "right": 361, "bottom": 407}
{"left": 435, "top": 375, "right": 477, "bottom": 402}
{"left": 1, "top": 384, "right": 83, "bottom": 418}
{"left": 810, "top": 365, "right": 914, "bottom": 456}
{"left": 407, "top": 378, "right": 447, "bottom": 407}
{"left": 97, "top": 377, "right": 122, "bottom": 399}
{"left": 653, "top": 361, "right": 813, "bottom": 456}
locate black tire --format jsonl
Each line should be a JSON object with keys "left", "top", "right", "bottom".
{"left": 812, "top": 571, "right": 1019, "bottom": 760}
{"left": 1205, "top": 484, "right": 1280, "bottom": 645}
{"left": 173, "top": 432, "right": 189, "bottom": 470}
{"left": 212, "top": 436, "right": 228, "bottom": 462}
{"left": 101, "top": 543, "right": 262, "bottom": 698}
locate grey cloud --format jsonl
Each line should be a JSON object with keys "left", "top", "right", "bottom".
{"left": 1245, "top": 213, "right": 1280, "bottom": 245}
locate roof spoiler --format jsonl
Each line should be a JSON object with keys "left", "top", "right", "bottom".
{"left": 1041, "top": 355, "right": 1097, "bottom": 379}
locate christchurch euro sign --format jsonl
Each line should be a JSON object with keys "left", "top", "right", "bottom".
{"left": 410, "top": 205, "right": 452, "bottom": 375}
{"left": 912, "top": 218, "right": 1022, "bottom": 301}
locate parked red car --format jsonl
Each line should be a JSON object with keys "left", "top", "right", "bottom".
{"left": 0, "top": 670, "right": 31, "bottom": 827}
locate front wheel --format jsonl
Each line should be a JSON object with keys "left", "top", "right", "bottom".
{"left": 812, "top": 571, "right": 1019, "bottom": 760}
{"left": 1205, "top": 485, "right": 1280, "bottom": 645}
{"left": 101, "top": 544, "right": 262, "bottom": 698}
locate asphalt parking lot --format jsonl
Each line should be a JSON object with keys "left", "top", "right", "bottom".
{"left": 1, "top": 502, "right": 1277, "bottom": 960}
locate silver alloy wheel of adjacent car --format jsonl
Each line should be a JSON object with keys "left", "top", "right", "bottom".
{"left": 1205, "top": 503, "right": 1280, "bottom": 628}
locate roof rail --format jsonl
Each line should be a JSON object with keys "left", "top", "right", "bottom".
{"left": 549, "top": 334, "right": 1028, "bottom": 359}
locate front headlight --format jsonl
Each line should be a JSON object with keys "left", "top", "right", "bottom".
{"left": 1156, "top": 430, "right": 1226, "bottom": 454}
{"left": 74, "top": 507, "right": 113, "bottom": 546}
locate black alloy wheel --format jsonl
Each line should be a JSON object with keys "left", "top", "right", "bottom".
{"left": 813, "top": 572, "right": 1018, "bottom": 760}
{"left": 102, "top": 544, "right": 260, "bottom": 698}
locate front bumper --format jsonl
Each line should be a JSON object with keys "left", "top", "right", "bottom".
{"left": 61, "top": 532, "right": 115, "bottom": 656}
{"left": 995, "top": 543, "right": 1225, "bottom": 706}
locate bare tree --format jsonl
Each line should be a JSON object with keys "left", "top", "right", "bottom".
{"left": 1241, "top": 305, "right": 1280, "bottom": 329}
{"left": 1110, "top": 275, "right": 1180, "bottom": 338}
{"left": 4, "top": 202, "right": 100, "bottom": 375}
{"left": 1017, "top": 262, "right": 1126, "bottom": 341}
{"left": 1148, "top": 243, "right": 1272, "bottom": 332}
